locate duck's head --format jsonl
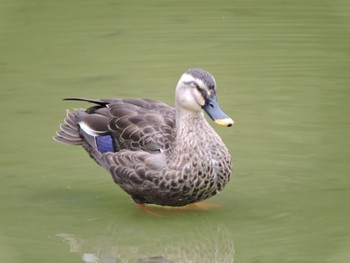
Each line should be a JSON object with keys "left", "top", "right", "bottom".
{"left": 175, "top": 68, "right": 234, "bottom": 127}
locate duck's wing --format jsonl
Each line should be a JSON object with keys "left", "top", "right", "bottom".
{"left": 107, "top": 98, "right": 175, "bottom": 153}
{"left": 60, "top": 98, "right": 176, "bottom": 154}
{"left": 54, "top": 98, "right": 176, "bottom": 203}
{"left": 103, "top": 149, "right": 168, "bottom": 204}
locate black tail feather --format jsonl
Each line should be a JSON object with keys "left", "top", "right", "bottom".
{"left": 63, "top": 98, "right": 108, "bottom": 106}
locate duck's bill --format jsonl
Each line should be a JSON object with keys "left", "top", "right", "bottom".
{"left": 202, "top": 96, "right": 234, "bottom": 127}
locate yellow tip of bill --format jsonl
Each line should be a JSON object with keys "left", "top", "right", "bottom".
{"left": 214, "top": 118, "right": 234, "bottom": 127}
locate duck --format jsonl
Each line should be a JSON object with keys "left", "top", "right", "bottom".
{"left": 53, "top": 68, "right": 234, "bottom": 207}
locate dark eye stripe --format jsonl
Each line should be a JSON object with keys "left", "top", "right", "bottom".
{"left": 196, "top": 86, "right": 208, "bottom": 99}
{"left": 184, "top": 81, "right": 209, "bottom": 98}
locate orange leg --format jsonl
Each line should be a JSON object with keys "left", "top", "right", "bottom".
{"left": 136, "top": 203, "right": 164, "bottom": 216}
{"left": 183, "top": 201, "right": 221, "bottom": 211}
{"left": 136, "top": 201, "right": 220, "bottom": 216}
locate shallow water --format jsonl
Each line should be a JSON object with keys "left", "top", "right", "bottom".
{"left": 1, "top": 0, "right": 350, "bottom": 262}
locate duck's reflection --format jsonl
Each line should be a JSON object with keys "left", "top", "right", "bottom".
{"left": 57, "top": 216, "right": 234, "bottom": 263}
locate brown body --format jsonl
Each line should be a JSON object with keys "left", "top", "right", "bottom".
{"left": 54, "top": 69, "right": 233, "bottom": 206}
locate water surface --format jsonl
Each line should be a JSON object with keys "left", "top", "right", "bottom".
{"left": 1, "top": 0, "right": 350, "bottom": 262}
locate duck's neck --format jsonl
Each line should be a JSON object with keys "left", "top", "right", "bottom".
{"left": 176, "top": 107, "right": 203, "bottom": 129}
{"left": 174, "top": 108, "right": 212, "bottom": 149}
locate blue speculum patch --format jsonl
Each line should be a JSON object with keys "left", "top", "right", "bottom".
{"left": 95, "top": 135, "right": 116, "bottom": 153}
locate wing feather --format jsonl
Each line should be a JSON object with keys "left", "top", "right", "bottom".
{"left": 67, "top": 98, "right": 175, "bottom": 153}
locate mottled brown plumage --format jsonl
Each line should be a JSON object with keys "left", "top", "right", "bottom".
{"left": 54, "top": 68, "right": 233, "bottom": 206}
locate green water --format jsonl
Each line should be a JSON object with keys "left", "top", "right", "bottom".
{"left": 1, "top": 0, "right": 350, "bottom": 262}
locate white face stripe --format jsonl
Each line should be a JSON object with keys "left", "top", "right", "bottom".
{"left": 195, "top": 78, "right": 206, "bottom": 90}
{"left": 179, "top": 73, "right": 196, "bottom": 84}
{"left": 179, "top": 73, "right": 208, "bottom": 90}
